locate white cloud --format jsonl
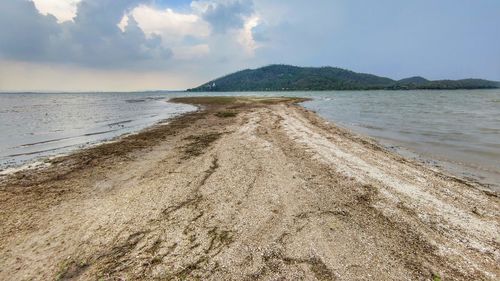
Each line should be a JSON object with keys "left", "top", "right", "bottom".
{"left": 190, "top": 0, "right": 210, "bottom": 13}
{"left": 118, "top": 4, "right": 214, "bottom": 60}
{"left": 237, "top": 15, "right": 260, "bottom": 55}
{"left": 124, "top": 1, "right": 260, "bottom": 62}
{"left": 117, "top": 14, "right": 129, "bottom": 32}
{"left": 32, "top": 0, "right": 81, "bottom": 22}
{"left": 130, "top": 5, "right": 210, "bottom": 42}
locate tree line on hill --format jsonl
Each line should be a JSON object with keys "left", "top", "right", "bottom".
{"left": 187, "top": 65, "right": 500, "bottom": 92}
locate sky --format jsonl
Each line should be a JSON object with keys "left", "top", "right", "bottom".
{"left": 0, "top": 0, "right": 499, "bottom": 92}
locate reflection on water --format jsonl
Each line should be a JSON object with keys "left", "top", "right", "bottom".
{"left": 0, "top": 92, "right": 196, "bottom": 169}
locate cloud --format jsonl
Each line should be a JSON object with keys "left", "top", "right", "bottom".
{"left": 250, "top": 22, "right": 269, "bottom": 42}
{"left": 237, "top": 15, "right": 260, "bottom": 54}
{"left": 0, "top": 0, "right": 172, "bottom": 69}
{"left": 32, "top": 0, "right": 81, "bottom": 22}
{"left": 0, "top": 0, "right": 259, "bottom": 69}
{"left": 126, "top": 1, "right": 261, "bottom": 65}
{"left": 0, "top": 1, "right": 60, "bottom": 61}
{"left": 117, "top": 4, "right": 212, "bottom": 60}
{"left": 130, "top": 5, "right": 210, "bottom": 40}
{"left": 197, "top": 0, "right": 254, "bottom": 33}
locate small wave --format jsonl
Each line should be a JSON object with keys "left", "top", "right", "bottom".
{"left": 19, "top": 128, "right": 123, "bottom": 148}
{"left": 7, "top": 144, "right": 76, "bottom": 157}
{"left": 19, "top": 136, "right": 74, "bottom": 147}
{"left": 420, "top": 131, "right": 442, "bottom": 137}
{"left": 83, "top": 129, "right": 121, "bottom": 137}
{"left": 398, "top": 130, "right": 413, "bottom": 135}
{"left": 107, "top": 119, "right": 133, "bottom": 127}
{"left": 125, "top": 99, "right": 146, "bottom": 103}
{"left": 146, "top": 97, "right": 166, "bottom": 101}
{"left": 360, "top": 124, "right": 384, "bottom": 130}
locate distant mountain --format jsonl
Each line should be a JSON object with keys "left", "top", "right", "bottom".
{"left": 187, "top": 65, "right": 500, "bottom": 91}
{"left": 398, "top": 76, "right": 429, "bottom": 84}
{"left": 390, "top": 77, "right": 500, "bottom": 90}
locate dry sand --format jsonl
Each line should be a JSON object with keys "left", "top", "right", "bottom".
{"left": 0, "top": 96, "right": 498, "bottom": 280}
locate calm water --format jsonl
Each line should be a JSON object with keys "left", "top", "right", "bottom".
{"left": 0, "top": 92, "right": 195, "bottom": 170}
{"left": 1, "top": 90, "right": 499, "bottom": 190}
{"left": 299, "top": 90, "right": 500, "bottom": 190}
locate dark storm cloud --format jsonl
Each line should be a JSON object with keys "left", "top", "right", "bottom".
{"left": 0, "top": 1, "right": 60, "bottom": 61}
{"left": 202, "top": 0, "right": 254, "bottom": 33}
{"left": 0, "top": 0, "right": 172, "bottom": 69}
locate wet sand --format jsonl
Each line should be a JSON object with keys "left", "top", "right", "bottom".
{"left": 0, "top": 97, "right": 498, "bottom": 280}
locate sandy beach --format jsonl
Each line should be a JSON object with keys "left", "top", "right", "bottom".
{"left": 0, "top": 97, "right": 498, "bottom": 280}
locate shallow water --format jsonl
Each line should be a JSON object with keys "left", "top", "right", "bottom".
{"left": 1, "top": 90, "right": 499, "bottom": 190}
{"left": 299, "top": 90, "right": 500, "bottom": 190}
{"left": 0, "top": 92, "right": 195, "bottom": 170}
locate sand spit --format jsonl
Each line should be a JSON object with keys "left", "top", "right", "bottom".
{"left": 0, "top": 97, "right": 498, "bottom": 280}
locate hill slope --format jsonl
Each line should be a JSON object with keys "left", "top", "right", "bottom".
{"left": 188, "top": 65, "right": 500, "bottom": 91}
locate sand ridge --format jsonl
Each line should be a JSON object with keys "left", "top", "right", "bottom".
{"left": 0, "top": 97, "right": 498, "bottom": 280}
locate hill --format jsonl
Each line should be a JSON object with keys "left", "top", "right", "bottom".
{"left": 398, "top": 76, "right": 429, "bottom": 84}
{"left": 187, "top": 65, "right": 500, "bottom": 91}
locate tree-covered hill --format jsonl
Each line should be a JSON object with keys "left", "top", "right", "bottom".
{"left": 187, "top": 65, "right": 500, "bottom": 91}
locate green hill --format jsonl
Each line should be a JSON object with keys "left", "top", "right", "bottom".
{"left": 187, "top": 65, "right": 500, "bottom": 91}
{"left": 398, "top": 76, "right": 429, "bottom": 84}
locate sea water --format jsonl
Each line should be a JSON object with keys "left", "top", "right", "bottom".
{"left": 0, "top": 92, "right": 196, "bottom": 170}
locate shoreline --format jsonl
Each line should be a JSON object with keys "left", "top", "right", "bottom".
{"left": 0, "top": 97, "right": 498, "bottom": 280}
{"left": 0, "top": 94, "right": 196, "bottom": 172}
{"left": 3, "top": 97, "right": 496, "bottom": 194}
{"left": 377, "top": 137, "right": 500, "bottom": 192}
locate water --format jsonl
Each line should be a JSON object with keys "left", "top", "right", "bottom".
{"left": 0, "top": 92, "right": 196, "bottom": 170}
{"left": 1, "top": 90, "right": 498, "bottom": 190}
{"left": 299, "top": 90, "right": 500, "bottom": 190}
